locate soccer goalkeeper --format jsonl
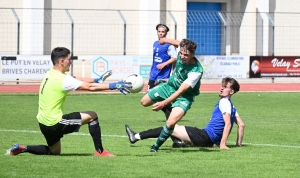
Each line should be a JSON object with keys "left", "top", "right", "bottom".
{"left": 6, "top": 47, "right": 132, "bottom": 157}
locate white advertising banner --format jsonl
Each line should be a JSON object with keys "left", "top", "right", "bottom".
{"left": 198, "top": 56, "right": 247, "bottom": 78}
{"left": 89, "top": 55, "right": 246, "bottom": 79}
{"left": 0, "top": 55, "right": 52, "bottom": 79}
{"left": 87, "top": 55, "right": 153, "bottom": 80}
{"left": 0, "top": 55, "right": 247, "bottom": 80}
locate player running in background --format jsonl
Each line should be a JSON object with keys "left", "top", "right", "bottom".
{"left": 6, "top": 47, "right": 132, "bottom": 157}
{"left": 126, "top": 77, "right": 244, "bottom": 149}
{"left": 138, "top": 38, "right": 204, "bottom": 152}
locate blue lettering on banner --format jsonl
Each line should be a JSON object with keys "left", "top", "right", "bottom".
{"left": 139, "top": 66, "right": 151, "bottom": 78}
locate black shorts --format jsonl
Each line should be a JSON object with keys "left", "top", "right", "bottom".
{"left": 185, "top": 126, "right": 214, "bottom": 147}
{"left": 39, "top": 112, "right": 82, "bottom": 147}
{"left": 148, "top": 80, "right": 155, "bottom": 90}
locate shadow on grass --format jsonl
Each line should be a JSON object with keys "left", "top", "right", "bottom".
{"left": 160, "top": 147, "right": 219, "bottom": 152}
{"left": 59, "top": 153, "right": 92, "bottom": 156}
{"left": 128, "top": 145, "right": 143, "bottom": 147}
{"left": 227, "top": 144, "right": 249, "bottom": 148}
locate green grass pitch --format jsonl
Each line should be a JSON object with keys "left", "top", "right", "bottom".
{"left": 0, "top": 92, "right": 299, "bottom": 177}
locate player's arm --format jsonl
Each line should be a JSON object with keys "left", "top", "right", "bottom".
{"left": 159, "top": 38, "right": 180, "bottom": 47}
{"left": 73, "top": 70, "right": 112, "bottom": 83}
{"left": 152, "top": 84, "right": 189, "bottom": 111}
{"left": 78, "top": 82, "right": 131, "bottom": 95}
{"left": 78, "top": 82, "right": 110, "bottom": 91}
{"left": 220, "top": 113, "right": 232, "bottom": 150}
{"left": 73, "top": 76, "right": 94, "bottom": 83}
{"left": 63, "top": 75, "right": 131, "bottom": 95}
{"left": 218, "top": 99, "right": 233, "bottom": 150}
{"left": 152, "top": 72, "right": 201, "bottom": 111}
{"left": 156, "top": 57, "right": 176, "bottom": 70}
{"left": 235, "top": 112, "right": 245, "bottom": 146}
{"left": 156, "top": 45, "right": 177, "bottom": 70}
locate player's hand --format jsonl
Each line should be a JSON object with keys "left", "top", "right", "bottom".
{"left": 152, "top": 101, "right": 166, "bottom": 111}
{"left": 156, "top": 63, "right": 166, "bottom": 70}
{"left": 109, "top": 80, "right": 132, "bottom": 95}
{"left": 159, "top": 38, "right": 167, "bottom": 44}
{"left": 220, "top": 144, "right": 230, "bottom": 150}
{"left": 94, "top": 70, "right": 113, "bottom": 83}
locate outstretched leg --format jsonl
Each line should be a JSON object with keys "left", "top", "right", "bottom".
{"left": 6, "top": 143, "right": 53, "bottom": 156}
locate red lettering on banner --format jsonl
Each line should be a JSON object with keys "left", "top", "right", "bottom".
{"left": 96, "top": 61, "right": 106, "bottom": 73}
{"left": 110, "top": 60, "right": 125, "bottom": 66}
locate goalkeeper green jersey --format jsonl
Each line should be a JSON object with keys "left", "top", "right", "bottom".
{"left": 36, "top": 69, "right": 82, "bottom": 126}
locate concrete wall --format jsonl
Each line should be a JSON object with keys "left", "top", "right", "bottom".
{"left": 0, "top": 0, "right": 299, "bottom": 56}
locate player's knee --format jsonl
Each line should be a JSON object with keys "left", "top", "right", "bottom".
{"left": 89, "top": 111, "right": 98, "bottom": 120}
{"left": 140, "top": 98, "right": 150, "bottom": 107}
{"left": 140, "top": 95, "right": 153, "bottom": 107}
{"left": 140, "top": 99, "right": 147, "bottom": 107}
{"left": 166, "top": 120, "right": 176, "bottom": 128}
{"left": 240, "top": 123, "right": 245, "bottom": 128}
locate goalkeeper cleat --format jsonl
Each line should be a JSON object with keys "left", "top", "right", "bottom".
{"left": 150, "top": 145, "right": 158, "bottom": 152}
{"left": 125, "top": 124, "right": 138, "bottom": 144}
{"left": 94, "top": 150, "right": 116, "bottom": 157}
{"left": 98, "top": 70, "right": 113, "bottom": 83}
{"left": 5, "top": 144, "right": 25, "bottom": 156}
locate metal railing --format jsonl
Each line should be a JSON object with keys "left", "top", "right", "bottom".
{"left": 1, "top": 8, "right": 300, "bottom": 56}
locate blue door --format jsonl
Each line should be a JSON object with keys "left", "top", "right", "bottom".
{"left": 187, "top": 2, "right": 221, "bottom": 55}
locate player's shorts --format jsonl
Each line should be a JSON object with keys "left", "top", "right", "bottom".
{"left": 185, "top": 126, "right": 214, "bottom": 147}
{"left": 39, "top": 112, "right": 82, "bottom": 147}
{"left": 147, "top": 80, "right": 155, "bottom": 90}
{"left": 147, "top": 83, "right": 194, "bottom": 113}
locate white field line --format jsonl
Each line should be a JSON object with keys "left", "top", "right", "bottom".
{"left": 1, "top": 129, "right": 300, "bottom": 149}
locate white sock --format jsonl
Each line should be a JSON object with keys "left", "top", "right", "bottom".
{"left": 135, "top": 134, "right": 141, "bottom": 140}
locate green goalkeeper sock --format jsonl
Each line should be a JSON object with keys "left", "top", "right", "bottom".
{"left": 153, "top": 125, "right": 174, "bottom": 149}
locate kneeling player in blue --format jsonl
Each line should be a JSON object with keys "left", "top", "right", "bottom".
{"left": 126, "top": 77, "right": 245, "bottom": 150}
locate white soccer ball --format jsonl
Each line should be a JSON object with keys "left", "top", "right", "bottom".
{"left": 125, "top": 74, "right": 144, "bottom": 93}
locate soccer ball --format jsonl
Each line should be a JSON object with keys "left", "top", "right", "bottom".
{"left": 125, "top": 74, "right": 144, "bottom": 93}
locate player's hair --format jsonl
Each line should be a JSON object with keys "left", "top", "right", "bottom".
{"left": 156, "top": 24, "right": 169, "bottom": 32}
{"left": 222, "top": 77, "right": 240, "bottom": 93}
{"left": 179, "top": 39, "right": 197, "bottom": 54}
{"left": 51, "top": 47, "right": 70, "bottom": 65}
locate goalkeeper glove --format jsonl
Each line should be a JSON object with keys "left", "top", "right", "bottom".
{"left": 94, "top": 70, "right": 113, "bottom": 83}
{"left": 109, "top": 80, "right": 132, "bottom": 95}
